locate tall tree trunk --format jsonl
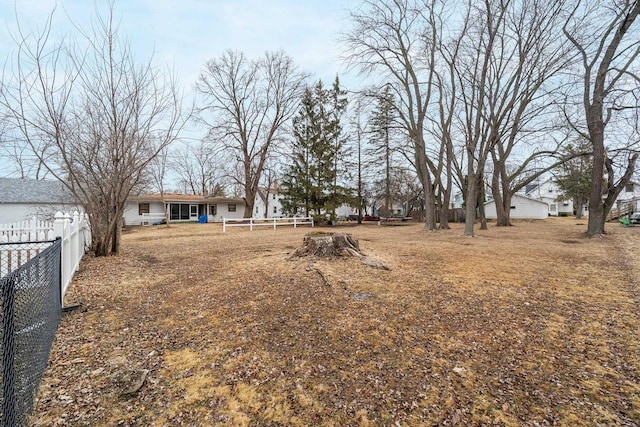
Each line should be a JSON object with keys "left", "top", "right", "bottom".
{"left": 491, "top": 167, "right": 508, "bottom": 226}
{"left": 575, "top": 196, "right": 583, "bottom": 219}
{"left": 415, "top": 134, "right": 437, "bottom": 231}
{"left": 424, "top": 182, "right": 437, "bottom": 231}
{"left": 586, "top": 108, "right": 605, "bottom": 236}
{"left": 464, "top": 160, "right": 477, "bottom": 237}
{"left": 439, "top": 188, "right": 450, "bottom": 229}
{"left": 110, "top": 217, "right": 122, "bottom": 255}
{"left": 500, "top": 194, "right": 512, "bottom": 226}
{"left": 478, "top": 180, "right": 488, "bottom": 230}
{"left": 438, "top": 140, "right": 454, "bottom": 230}
{"left": 243, "top": 190, "right": 256, "bottom": 218}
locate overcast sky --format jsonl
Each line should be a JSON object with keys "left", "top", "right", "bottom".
{"left": 0, "top": 0, "right": 368, "bottom": 177}
{"left": 0, "top": 0, "right": 361, "bottom": 92}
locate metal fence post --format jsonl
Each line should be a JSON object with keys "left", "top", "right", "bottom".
{"left": 1, "top": 275, "right": 16, "bottom": 426}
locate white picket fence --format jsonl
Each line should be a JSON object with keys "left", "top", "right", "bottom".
{"left": 0, "top": 212, "right": 91, "bottom": 301}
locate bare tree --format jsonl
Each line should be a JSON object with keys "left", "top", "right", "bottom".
{"left": 480, "top": 0, "right": 574, "bottom": 226}
{"left": 0, "top": 117, "right": 51, "bottom": 179}
{"left": 196, "top": 50, "right": 307, "bottom": 217}
{"left": 1, "top": 3, "right": 189, "bottom": 255}
{"left": 147, "top": 145, "right": 170, "bottom": 224}
{"left": 563, "top": 0, "right": 640, "bottom": 236}
{"left": 449, "top": 0, "right": 506, "bottom": 236}
{"left": 430, "top": 20, "right": 464, "bottom": 230}
{"left": 344, "top": 0, "right": 442, "bottom": 231}
{"left": 172, "top": 141, "right": 226, "bottom": 196}
{"left": 257, "top": 160, "right": 278, "bottom": 218}
{"left": 147, "top": 146, "right": 169, "bottom": 194}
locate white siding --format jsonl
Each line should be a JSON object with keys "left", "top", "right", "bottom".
{"left": 253, "top": 193, "right": 285, "bottom": 218}
{"left": 123, "top": 201, "right": 165, "bottom": 226}
{"left": 208, "top": 203, "right": 245, "bottom": 222}
{"left": 336, "top": 204, "right": 356, "bottom": 218}
{"left": 485, "top": 195, "right": 548, "bottom": 220}
{"left": 526, "top": 179, "right": 583, "bottom": 217}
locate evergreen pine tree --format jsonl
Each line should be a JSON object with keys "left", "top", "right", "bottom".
{"left": 556, "top": 139, "right": 593, "bottom": 219}
{"left": 282, "top": 79, "right": 350, "bottom": 219}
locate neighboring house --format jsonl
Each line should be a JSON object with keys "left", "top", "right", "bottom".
{"left": 525, "top": 177, "right": 640, "bottom": 218}
{"left": 451, "top": 192, "right": 464, "bottom": 209}
{"left": 372, "top": 202, "right": 406, "bottom": 217}
{"left": 123, "top": 193, "right": 245, "bottom": 225}
{"left": 524, "top": 178, "right": 581, "bottom": 217}
{"left": 254, "top": 186, "right": 286, "bottom": 218}
{"left": 613, "top": 180, "right": 640, "bottom": 214}
{"left": 0, "top": 178, "right": 80, "bottom": 223}
{"left": 484, "top": 194, "right": 549, "bottom": 220}
{"left": 336, "top": 203, "right": 357, "bottom": 218}
{"left": 253, "top": 185, "right": 358, "bottom": 219}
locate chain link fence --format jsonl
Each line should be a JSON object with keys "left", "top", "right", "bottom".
{"left": 0, "top": 239, "right": 61, "bottom": 427}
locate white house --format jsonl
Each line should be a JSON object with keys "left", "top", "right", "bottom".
{"left": 0, "top": 178, "right": 81, "bottom": 223}
{"left": 253, "top": 185, "right": 358, "bottom": 219}
{"left": 613, "top": 180, "right": 640, "bottom": 214}
{"left": 484, "top": 194, "right": 549, "bottom": 220}
{"left": 253, "top": 186, "right": 286, "bottom": 218}
{"left": 123, "top": 194, "right": 245, "bottom": 225}
{"left": 524, "top": 178, "right": 583, "bottom": 217}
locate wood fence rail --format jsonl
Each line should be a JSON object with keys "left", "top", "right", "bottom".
{"left": 223, "top": 217, "right": 314, "bottom": 232}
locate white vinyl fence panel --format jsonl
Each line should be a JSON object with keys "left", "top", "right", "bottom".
{"left": 0, "top": 212, "right": 91, "bottom": 301}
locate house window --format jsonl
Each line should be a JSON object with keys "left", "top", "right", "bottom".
{"left": 550, "top": 204, "right": 556, "bottom": 212}
{"left": 273, "top": 206, "right": 277, "bottom": 214}
{"left": 562, "top": 202, "right": 569, "bottom": 206}
{"left": 228, "top": 204, "right": 236, "bottom": 212}
{"left": 272, "top": 193, "right": 276, "bottom": 200}
{"left": 169, "top": 204, "right": 190, "bottom": 220}
{"left": 625, "top": 183, "right": 634, "bottom": 192}
{"left": 510, "top": 206, "right": 516, "bottom": 210}
{"left": 256, "top": 206, "right": 259, "bottom": 214}
{"left": 210, "top": 205, "right": 217, "bottom": 215}
{"left": 139, "top": 203, "right": 150, "bottom": 215}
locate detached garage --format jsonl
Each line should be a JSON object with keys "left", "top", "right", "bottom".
{"left": 484, "top": 194, "right": 548, "bottom": 220}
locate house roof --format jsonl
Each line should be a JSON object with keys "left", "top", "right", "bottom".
{"left": 130, "top": 193, "right": 245, "bottom": 204}
{"left": 208, "top": 196, "right": 245, "bottom": 204}
{"left": 130, "top": 193, "right": 206, "bottom": 203}
{"left": 0, "top": 178, "right": 76, "bottom": 204}
{"left": 484, "top": 193, "right": 549, "bottom": 206}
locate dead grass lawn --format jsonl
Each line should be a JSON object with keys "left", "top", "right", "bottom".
{"left": 29, "top": 218, "right": 640, "bottom": 426}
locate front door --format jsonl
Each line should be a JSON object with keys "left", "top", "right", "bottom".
{"left": 189, "top": 204, "right": 199, "bottom": 220}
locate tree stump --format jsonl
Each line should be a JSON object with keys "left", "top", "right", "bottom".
{"left": 291, "top": 232, "right": 361, "bottom": 258}
{"left": 290, "top": 232, "right": 389, "bottom": 270}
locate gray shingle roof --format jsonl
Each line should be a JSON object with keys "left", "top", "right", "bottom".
{"left": 0, "top": 178, "right": 77, "bottom": 204}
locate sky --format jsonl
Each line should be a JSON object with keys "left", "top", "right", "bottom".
{"left": 0, "top": 0, "right": 361, "bottom": 94}
{"left": 0, "top": 0, "right": 365, "bottom": 178}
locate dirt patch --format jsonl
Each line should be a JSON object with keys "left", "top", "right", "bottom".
{"left": 29, "top": 219, "right": 640, "bottom": 426}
